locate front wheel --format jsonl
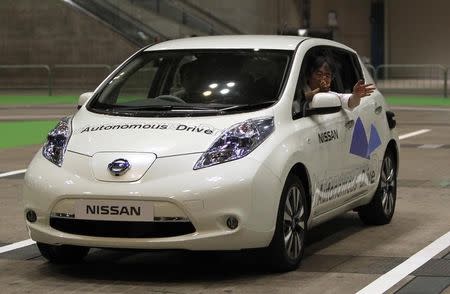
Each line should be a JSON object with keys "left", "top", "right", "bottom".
{"left": 358, "top": 150, "right": 397, "bottom": 225}
{"left": 37, "top": 242, "right": 90, "bottom": 264}
{"left": 266, "top": 174, "right": 308, "bottom": 272}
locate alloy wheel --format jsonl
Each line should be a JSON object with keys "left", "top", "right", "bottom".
{"left": 283, "top": 186, "right": 306, "bottom": 260}
{"left": 380, "top": 156, "right": 396, "bottom": 216}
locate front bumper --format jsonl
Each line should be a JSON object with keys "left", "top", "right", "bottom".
{"left": 23, "top": 150, "right": 282, "bottom": 250}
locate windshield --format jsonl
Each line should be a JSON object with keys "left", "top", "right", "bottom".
{"left": 87, "top": 49, "right": 293, "bottom": 116}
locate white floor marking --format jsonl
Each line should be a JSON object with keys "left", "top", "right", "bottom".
{"left": 391, "top": 106, "right": 450, "bottom": 112}
{"left": 418, "top": 144, "right": 444, "bottom": 149}
{"left": 0, "top": 169, "right": 27, "bottom": 178}
{"left": 0, "top": 239, "right": 36, "bottom": 254}
{"left": 0, "top": 170, "right": 34, "bottom": 254}
{"left": 374, "top": 127, "right": 450, "bottom": 292}
{"left": 357, "top": 230, "right": 450, "bottom": 294}
{"left": 399, "top": 129, "right": 430, "bottom": 140}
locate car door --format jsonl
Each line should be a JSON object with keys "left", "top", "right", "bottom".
{"left": 292, "top": 46, "right": 350, "bottom": 217}
{"left": 308, "top": 111, "right": 349, "bottom": 216}
{"left": 336, "top": 50, "right": 381, "bottom": 207}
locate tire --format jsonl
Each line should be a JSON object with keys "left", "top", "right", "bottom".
{"left": 266, "top": 174, "right": 308, "bottom": 272}
{"left": 358, "top": 150, "right": 397, "bottom": 225}
{"left": 37, "top": 242, "right": 90, "bottom": 264}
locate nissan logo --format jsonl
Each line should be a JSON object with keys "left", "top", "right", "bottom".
{"left": 108, "top": 158, "right": 131, "bottom": 176}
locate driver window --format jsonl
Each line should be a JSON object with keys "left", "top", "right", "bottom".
{"left": 292, "top": 46, "right": 354, "bottom": 119}
{"left": 292, "top": 48, "right": 337, "bottom": 119}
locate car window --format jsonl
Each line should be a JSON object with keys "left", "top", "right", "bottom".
{"left": 334, "top": 50, "right": 363, "bottom": 93}
{"left": 88, "top": 49, "right": 293, "bottom": 116}
{"left": 292, "top": 46, "right": 362, "bottom": 119}
{"left": 115, "top": 60, "right": 159, "bottom": 105}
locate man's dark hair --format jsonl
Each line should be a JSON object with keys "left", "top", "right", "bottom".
{"left": 305, "top": 55, "right": 337, "bottom": 78}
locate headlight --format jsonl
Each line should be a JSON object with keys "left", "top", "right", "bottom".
{"left": 42, "top": 116, "right": 72, "bottom": 167}
{"left": 194, "top": 117, "right": 274, "bottom": 170}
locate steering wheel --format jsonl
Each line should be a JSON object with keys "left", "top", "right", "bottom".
{"left": 154, "top": 95, "right": 186, "bottom": 104}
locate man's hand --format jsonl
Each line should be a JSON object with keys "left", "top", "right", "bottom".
{"left": 319, "top": 79, "right": 331, "bottom": 91}
{"left": 348, "top": 80, "right": 376, "bottom": 109}
{"left": 305, "top": 88, "right": 320, "bottom": 101}
{"left": 353, "top": 80, "right": 375, "bottom": 99}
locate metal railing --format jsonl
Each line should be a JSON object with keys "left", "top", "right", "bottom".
{"left": 160, "top": 0, "right": 242, "bottom": 34}
{"left": 65, "top": 0, "right": 242, "bottom": 46}
{"left": 0, "top": 64, "right": 113, "bottom": 96}
{"left": 66, "top": 0, "right": 168, "bottom": 45}
{"left": 0, "top": 65, "right": 52, "bottom": 96}
{"left": 364, "top": 64, "right": 376, "bottom": 80}
{"left": 374, "top": 64, "right": 448, "bottom": 97}
{"left": 116, "top": 0, "right": 242, "bottom": 36}
{"left": 0, "top": 63, "right": 449, "bottom": 97}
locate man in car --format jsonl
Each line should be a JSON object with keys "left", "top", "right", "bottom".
{"left": 304, "top": 55, "right": 375, "bottom": 109}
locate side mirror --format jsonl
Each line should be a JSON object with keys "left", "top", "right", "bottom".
{"left": 78, "top": 92, "right": 94, "bottom": 110}
{"left": 306, "top": 92, "right": 342, "bottom": 115}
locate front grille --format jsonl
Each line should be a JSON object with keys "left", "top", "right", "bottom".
{"left": 50, "top": 218, "right": 196, "bottom": 238}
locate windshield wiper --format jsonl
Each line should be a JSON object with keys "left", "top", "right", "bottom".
{"left": 219, "top": 100, "right": 278, "bottom": 112}
{"left": 109, "top": 105, "right": 221, "bottom": 112}
{"left": 111, "top": 105, "right": 174, "bottom": 111}
{"left": 103, "top": 101, "right": 276, "bottom": 115}
{"left": 170, "top": 105, "right": 219, "bottom": 111}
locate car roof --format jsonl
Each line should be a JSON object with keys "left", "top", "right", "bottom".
{"left": 146, "top": 35, "right": 308, "bottom": 51}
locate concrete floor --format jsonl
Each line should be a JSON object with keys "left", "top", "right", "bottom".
{"left": 0, "top": 104, "right": 76, "bottom": 121}
{"left": 0, "top": 106, "right": 449, "bottom": 293}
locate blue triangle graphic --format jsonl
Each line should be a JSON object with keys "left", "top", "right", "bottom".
{"left": 367, "top": 124, "right": 382, "bottom": 156}
{"left": 349, "top": 117, "right": 368, "bottom": 158}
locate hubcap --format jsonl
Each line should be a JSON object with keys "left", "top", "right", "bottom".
{"left": 283, "top": 186, "right": 305, "bottom": 260}
{"left": 380, "top": 156, "right": 396, "bottom": 216}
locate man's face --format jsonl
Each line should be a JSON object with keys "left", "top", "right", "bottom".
{"left": 308, "top": 63, "right": 333, "bottom": 92}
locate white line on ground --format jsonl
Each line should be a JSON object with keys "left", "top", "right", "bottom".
{"left": 356, "top": 230, "right": 450, "bottom": 294}
{"left": 391, "top": 106, "right": 450, "bottom": 112}
{"left": 418, "top": 144, "right": 444, "bottom": 149}
{"left": 399, "top": 129, "right": 430, "bottom": 140}
{"left": 0, "top": 239, "right": 36, "bottom": 254}
{"left": 0, "top": 170, "right": 34, "bottom": 254}
{"left": 0, "top": 169, "right": 27, "bottom": 178}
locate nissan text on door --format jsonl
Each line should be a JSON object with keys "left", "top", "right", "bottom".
{"left": 23, "top": 35, "right": 399, "bottom": 272}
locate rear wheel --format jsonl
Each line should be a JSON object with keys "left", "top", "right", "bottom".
{"left": 267, "top": 174, "right": 308, "bottom": 272}
{"left": 358, "top": 150, "right": 397, "bottom": 225}
{"left": 37, "top": 242, "right": 90, "bottom": 264}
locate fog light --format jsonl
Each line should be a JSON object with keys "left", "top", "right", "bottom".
{"left": 226, "top": 216, "right": 239, "bottom": 230}
{"left": 26, "top": 210, "right": 37, "bottom": 223}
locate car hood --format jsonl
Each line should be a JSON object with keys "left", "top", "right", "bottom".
{"left": 67, "top": 109, "right": 274, "bottom": 157}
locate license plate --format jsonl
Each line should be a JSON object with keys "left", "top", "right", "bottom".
{"left": 75, "top": 199, "right": 154, "bottom": 222}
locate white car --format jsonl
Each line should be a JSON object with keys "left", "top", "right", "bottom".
{"left": 23, "top": 35, "right": 399, "bottom": 271}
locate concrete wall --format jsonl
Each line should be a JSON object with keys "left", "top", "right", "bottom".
{"left": 387, "top": 0, "right": 450, "bottom": 65}
{"left": 310, "top": 0, "right": 371, "bottom": 60}
{"left": 186, "top": 0, "right": 301, "bottom": 34}
{"left": 0, "top": 0, "right": 138, "bottom": 66}
{"left": 186, "top": 0, "right": 371, "bottom": 58}
{"left": 3, "top": 0, "right": 450, "bottom": 68}
{"left": 310, "top": 0, "right": 450, "bottom": 66}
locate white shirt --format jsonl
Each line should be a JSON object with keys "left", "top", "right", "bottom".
{"left": 329, "top": 91, "right": 352, "bottom": 110}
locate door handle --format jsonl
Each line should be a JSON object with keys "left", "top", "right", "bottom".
{"left": 375, "top": 105, "right": 383, "bottom": 114}
{"left": 345, "top": 120, "right": 354, "bottom": 129}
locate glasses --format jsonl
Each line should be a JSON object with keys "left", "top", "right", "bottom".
{"left": 313, "top": 71, "right": 333, "bottom": 79}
